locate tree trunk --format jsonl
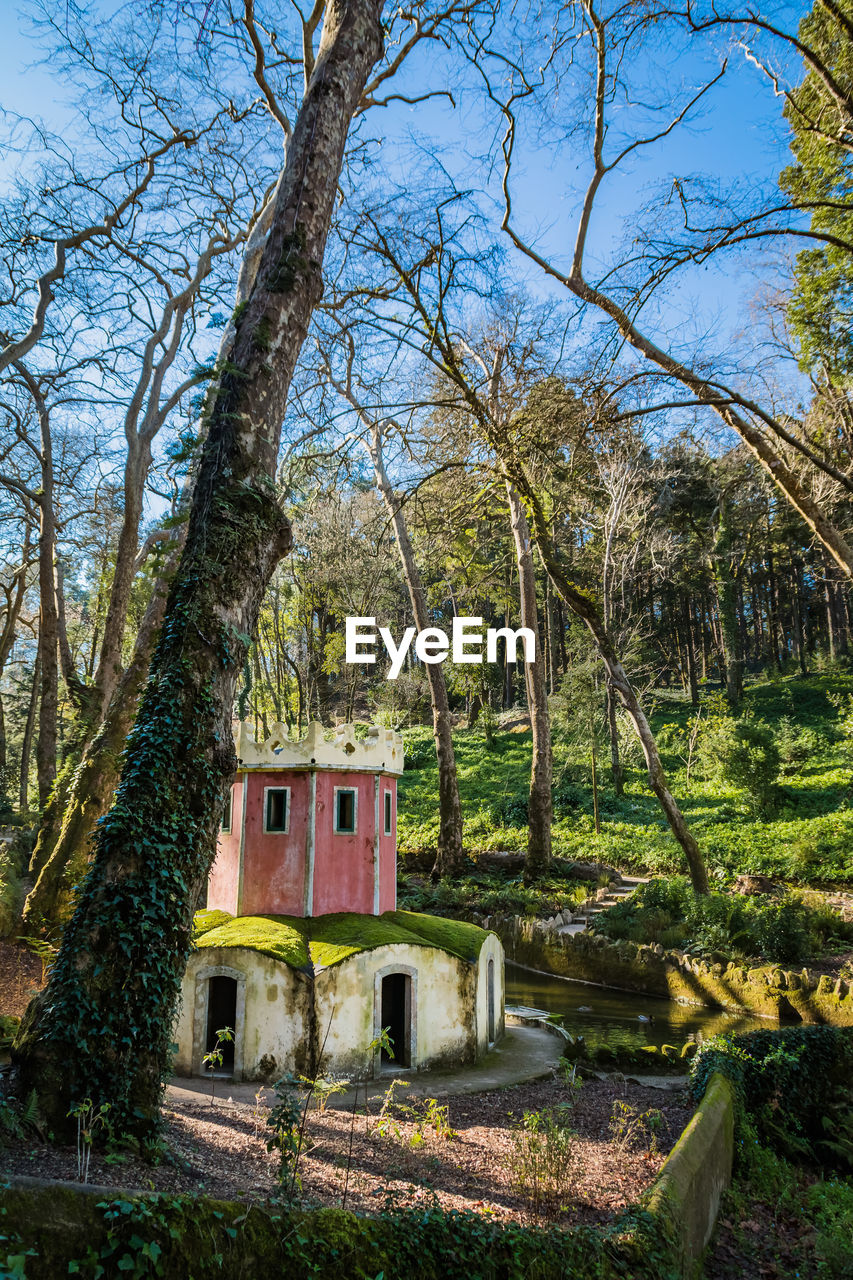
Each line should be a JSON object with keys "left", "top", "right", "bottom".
{"left": 606, "top": 678, "right": 624, "bottom": 794}
{"left": 506, "top": 483, "right": 552, "bottom": 879}
{"left": 683, "top": 598, "right": 699, "bottom": 709}
{"left": 21, "top": 560, "right": 175, "bottom": 932}
{"left": 509, "top": 466, "right": 709, "bottom": 894}
{"left": 35, "top": 434, "right": 58, "bottom": 809}
{"left": 19, "top": 654, "right": 39, "bottom": 811}
{"left": 13, "top": 0, "right": 385, "bottom": 1136}
{"left": 367, "top": 425, "right": 464, "bottom": 878}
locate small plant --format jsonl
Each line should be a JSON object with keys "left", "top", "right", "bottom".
{"left": 298, "top": 1074, "right": 349, "bottom": 1114}
{"left": 68, "top": 1098, "right": 112, "bottom": 1183}
{"left": 421, "top": 1097, "right": 456, "bottom": 1141}
{"left": 371, "top": 1079, "right": 411, "bottom": 1141}
{"left": 609, "top": 1100, "right": 667, "bottom": 1155}
{"left": 503, "top": 1108, "right": 579, "bottom": 1219}
{"left": 20, "top": 936, "right": 59, "bottom": 982}
{"left": 0, "top": 1090, "right": 41, "bottom": 1146}
{"left": 202, "top": 1025, "right": 234, "bottom": 1102}
{"left": 265, "top": 1075, "right": 304, "bottom": 1197}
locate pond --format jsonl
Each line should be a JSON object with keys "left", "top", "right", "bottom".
{"left": 505, "top": 961, "right": 770, "bottom": 1051}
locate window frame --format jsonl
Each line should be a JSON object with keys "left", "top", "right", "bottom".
{"left": 384, "top": 789, "right": 393, "bottom": 836}
{"left": 263, "top": 785, "right": 291, "bottom": 834}
{"left": 333, "top": 785, "right": 358, "bottom": 834}
{"left": 221, "top": 786, "right": 233, "bottom": 834}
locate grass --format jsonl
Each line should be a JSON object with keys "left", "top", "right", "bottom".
{"left": 396, "top": 672, "right": 853, "bottom": 887}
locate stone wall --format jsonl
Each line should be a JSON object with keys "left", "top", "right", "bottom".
{"left": 484, "top": 913, "right": 853, "bottom": 1026}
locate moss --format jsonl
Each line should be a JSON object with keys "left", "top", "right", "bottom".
{"left": 192, "top": 909, "right": 491, "bottom": 973}
{"left": 192, "top": 909, "right": 236, "bottom": 939}
{"left": 195, "top": 915, "right": 310, "bottom": 969}
{"left": 385, "top": 910, "right": 489, "bottom": 963}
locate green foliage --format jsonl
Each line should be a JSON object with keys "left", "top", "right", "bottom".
{"left": 690, "top": 1026, "right": 853, "bottom": 1166}
{"left": 265, "top": 1075, "right": 303, "bottom": 1193}
{"left": 594, "top": 875, "right": 851, "bottom": 964}
{"left": 0, "top": 1090, "right": 42, "bottom": 1147}
{"left": 397, "top": 674, "right": 853, "bottom": 887}
{"left": 397, "top": 863, "right": 594, "bottom": 920}
{"left": 704, "top": 716, "right": 781, "bottom": 815}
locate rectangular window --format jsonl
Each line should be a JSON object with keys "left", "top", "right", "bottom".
{"left": 264, "top": 787, "right": 290, "bottom": 834}
{"left": 334, "top": 787, "right": 357, "bottom": 834}
{"left": 384, "top": 790, "right": 393, "bottom": 836}
{"left": 221, "top": 787, "right": 233, "bottom": 833}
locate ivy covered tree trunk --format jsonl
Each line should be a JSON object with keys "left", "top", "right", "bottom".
{"left": 506, "top": 483, "right": 551, "bottom": 879}
{"left": 12, "top": 0, "right": 385, "bottom": 1136}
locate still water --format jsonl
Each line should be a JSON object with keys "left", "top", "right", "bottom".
{"left": 505, "top": 961, "right": 770, "bottom": 1051}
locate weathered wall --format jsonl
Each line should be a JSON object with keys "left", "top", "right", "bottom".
{"left": 378, "top": 776, "right": 397, "bottom": 913}
{"left": 313, "top": 771, "right": 376, "bottom": 916}
{"left": 645, "top": 1073, "right": 735, "bottom": 1279}
{"left": 174, "top": 945, "right": 312, "bottom": 1079}
{"left": 174, "top": 936, "right": 505, "bottom": 1081}
{"left": 314, "top": 942, "right": 483, "bottom": 1076}
{"left": 240, "top": 770, "right": 310, "bottom": 915}
{"left": 488, "top": 915, "right": 853, "bottom": 1026}
{"left": 474, "top": 932, "right": 505, "bottom": 1051}
{"left": 207, "top": 778, "right": 244, "bottom": 914}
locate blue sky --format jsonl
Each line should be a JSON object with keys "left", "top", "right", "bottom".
{"left": 1, "top": 0, "right": 812, "bottom": 421}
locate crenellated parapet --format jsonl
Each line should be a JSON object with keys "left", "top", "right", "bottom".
{"left": 232, "top": 719, "right": 404, "bottom": 774}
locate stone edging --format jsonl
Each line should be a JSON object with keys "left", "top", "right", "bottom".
{"left": 480, "top": 913, "right": 853, "bottom": 1025}
{"left": 645, "top": 1071, "right": 735, "bottom": 1278}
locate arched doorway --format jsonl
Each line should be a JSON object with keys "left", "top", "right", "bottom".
{"left": 205, "top": 975, "right": 237, "bottom": 1073}
{"left": 487, "top": 957, "right": 495, "bottom": 1044}
{"left": 380, "top": 972, "right": 411, "bottom": 1067}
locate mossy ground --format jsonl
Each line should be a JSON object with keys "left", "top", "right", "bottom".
{"left": 192, "top": 908, "right": 490, "bottom": 971}
{"left": 396, "top": 673, "right": 853, "bottom": 887}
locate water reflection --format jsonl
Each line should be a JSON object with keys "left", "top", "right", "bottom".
{"left": 505, "top": 961, "right": 769, "bottom": 1051}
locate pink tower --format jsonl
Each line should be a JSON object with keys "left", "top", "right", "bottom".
{"left": 207, "top": 721, "right": 404, "bottom": 919}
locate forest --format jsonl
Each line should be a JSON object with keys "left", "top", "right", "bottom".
{"left": 1, "top": 0, "right": 853, "bottom": 1277}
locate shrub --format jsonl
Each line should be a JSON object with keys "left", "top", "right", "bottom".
{"left": 594, "top": 876, "right": 845, "bottom": 964}
{"left": 690, "top": 1026, "right": 853, "bottom": 1168}
{"left": 711, "top": 717, "right": 781, "bottom": 814}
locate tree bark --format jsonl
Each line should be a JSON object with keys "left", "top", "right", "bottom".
{"left": 367, "top": 425, "right": 464, "bottom": 877}
{"left": 35, "top": 408, "right": 58, "bottom": 809}
{"left": 13, "top": 0, "right": 385, "bottom": 1136}
{"left": 506, "top": 483, "right": 552, "bottom": 878}
{"left": 21, "top": 559, "right": 175, "bottom": 931}
{"left": 19, "top": 653, "right": 39, "bottom": 811}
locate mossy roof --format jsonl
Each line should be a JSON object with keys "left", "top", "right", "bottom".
{"left": 192, "top": 909, "right": 490, "bottom": 973}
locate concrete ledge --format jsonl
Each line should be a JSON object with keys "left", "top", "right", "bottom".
{"left": 488, "top": 914, "right": 853, "bottom": 1025}
{"left": 645, "top": 1072, "right": 735, "bottom": 1279}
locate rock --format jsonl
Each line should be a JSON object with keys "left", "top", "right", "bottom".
{"left": 732, "top": 874, "right": 779, "bottom": 896}
{"left": 817, "top": 975, "right": 834, "bottom": 996}
{"left": 834, "top": 977, "right": 847, "bottom": 998}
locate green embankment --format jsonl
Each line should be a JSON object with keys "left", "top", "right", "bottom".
{"left": 397, "top": 673, "right": 853, "bottom": 885}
